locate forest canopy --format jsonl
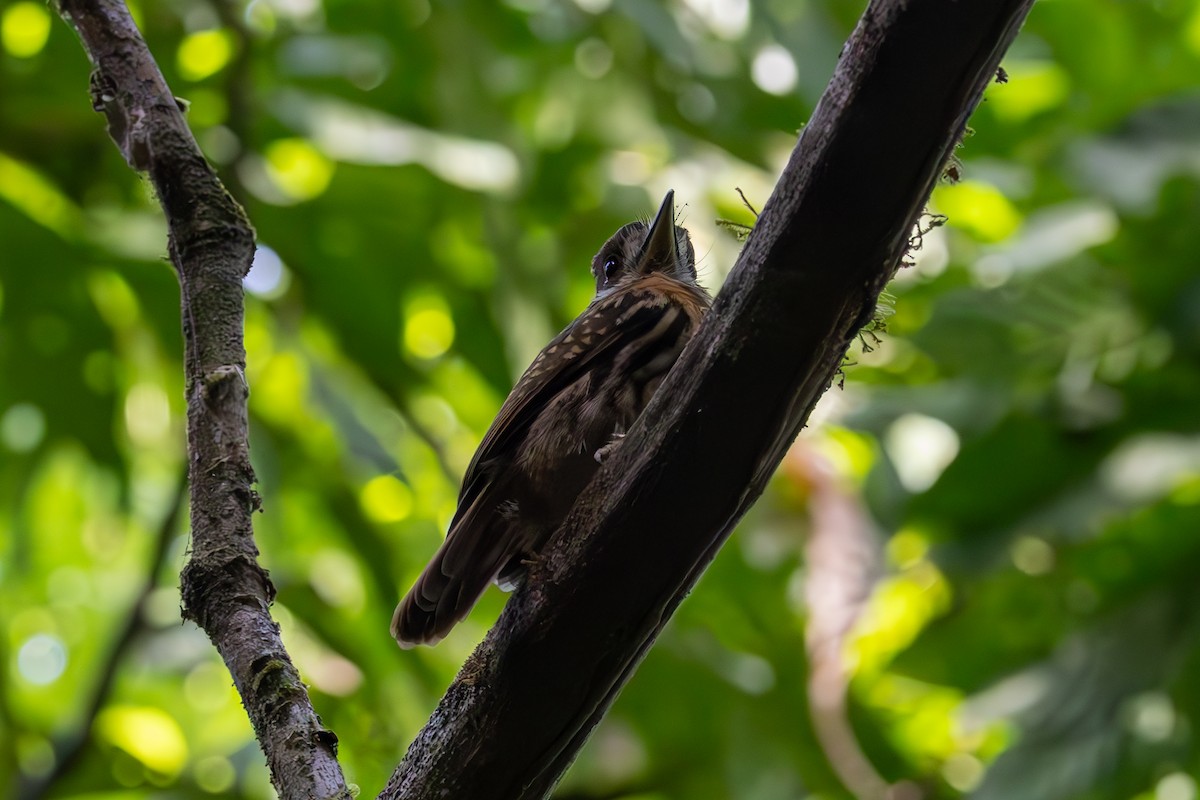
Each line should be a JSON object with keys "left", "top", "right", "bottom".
{"left": 2, "top": 0, "right": 1200, "bottom": 799}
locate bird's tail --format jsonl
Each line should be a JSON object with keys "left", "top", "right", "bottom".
{"left": 391, "top": 496, "right": 511, "bottom": 648}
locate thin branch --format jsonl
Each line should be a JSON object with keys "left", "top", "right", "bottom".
{"left": 381, "top": 0, "right": 1035, "bottom": 798}
{"left": 53, "top": 2, "right": 349, "bottom": 798}
{"left": 16, "top": 468, "right": 188, "bottom": 800}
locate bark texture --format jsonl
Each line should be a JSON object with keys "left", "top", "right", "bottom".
{"left": 382, "top": 0, "right": 1035, "bottom": 798}
{"left": 55, "top": 2, "right": 349, "bottom": 798}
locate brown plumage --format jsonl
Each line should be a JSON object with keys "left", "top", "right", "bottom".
{"left": 391, "top": 191, "right": 711, "bottom": 647}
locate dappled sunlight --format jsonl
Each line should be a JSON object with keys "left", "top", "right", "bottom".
{"left": 1010, "top": 534, "right": 1055, "bottom": 576}
{"left": 402, "top": 293, "right": 456, "bottom": 361}
{"left": 17, "top": 633, "right": 67, "bottom": 686}
{"left": 1, "top": 2, "right": 51, "bottom": 58}
{"left": 1101, "top": 433, "right": 1200, "bottom": 504}
{"left": 0, "top": 154, "right": 82, "bottom": 237}
{"left": 751, "top": 44, "right": 798, "bottom": 95}
{"left": 1153, "top": 773, "right": 1198, "bottom": 800}
{"left": 680, "top": 0, "right": 750, "bottom": 40}
{"left": 885, "top": 413, "right": 961, "bottom": 493}
{"left": 309, "top": 548, "right": 368, "bottom": 613}
{"left": 97, "top": 705, "right": 189, "bottom": 777}
{"left": 176, "top": 29, "right": 235, "bottom": 81}
{"left": 865, "top": 675, "right": 971, "bottom": 758}
{"left": 88, "top": 268, "right": 142, "bottom": 328}
{"left": 886, "top": 527, "right": 931, "bottom": 571}
{"left": 245, "top": 243, "right": 290, "bottom": 298}
{"left": 1, "top": 402, "right": 45, "bottom": 453}
{"left": 124, "top": 383, "right": 172, "bottom": 447}
{"left": 361, "top": 475, "right": 415, "bottom": 523}
{"left": 811, "top": 426, "right": 877, "bottom": 483}
{"left": 253, "top": 350, "right": 310, "bottom": 427}
{"left": 848, "top": 559, "right": 952, "bottom": 678}
{"left": 263, "top": 138, "right": 336, "bottom": 202}
{"left": 272, "top": 91, "right": 520, "bottom": 193}
{"left": 987, "top": 61, "right": 1070, "bottom": 123}
{"left": 933, "top": 180, "right": 1023, "bottom": 245}
{"left": 973, "top": 201, "right": 1118, "bottom": 283}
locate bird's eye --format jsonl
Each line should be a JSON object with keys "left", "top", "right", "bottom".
{"left": 603, "top": 257, "right": 619, "bottom": 282}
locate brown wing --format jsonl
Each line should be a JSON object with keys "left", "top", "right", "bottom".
{"left": 453, "top": 283, "right": 679, "bottom": 511}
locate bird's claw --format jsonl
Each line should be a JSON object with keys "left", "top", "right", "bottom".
{"left": 593, "top": 432, "right": 626, "bottom": 463}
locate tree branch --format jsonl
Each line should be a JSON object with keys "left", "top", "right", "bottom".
{"left": 54, "top": 2, "right": 349, "bottom": 798}
{"left": 382, "top": 0, "right": 1034, "bottom": 798}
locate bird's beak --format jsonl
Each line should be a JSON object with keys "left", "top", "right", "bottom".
{"left": 634, "top": 190, "right": 679, "bottom": 276}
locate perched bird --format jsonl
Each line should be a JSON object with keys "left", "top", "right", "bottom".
{"left": 391, "top": 191, "right": 711, "bottom": 647}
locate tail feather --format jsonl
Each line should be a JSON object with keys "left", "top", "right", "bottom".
{"left": 390, "top": 558, "right": 477, "bottom": 648}
{"left": 390, "top": 495, "right": 514, "bottom": 648}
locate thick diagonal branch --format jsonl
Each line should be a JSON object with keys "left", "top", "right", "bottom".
{"left": 55, "top": 2, "right": 348, "bottom": 798}
{"left": 383, "top": 1, "right": 1035, "bottom": 798}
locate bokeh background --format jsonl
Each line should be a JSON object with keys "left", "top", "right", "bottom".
{"left": 3, "top": 0, "right": 1200, "bottom": 798}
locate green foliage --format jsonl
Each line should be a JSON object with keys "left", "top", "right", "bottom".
{"left": 2, "top": 0, "right": 1200, "bottom": 798}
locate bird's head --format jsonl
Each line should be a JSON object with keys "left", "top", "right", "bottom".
{"left": 591, "top": 190, "right": 697, "bottom": 296}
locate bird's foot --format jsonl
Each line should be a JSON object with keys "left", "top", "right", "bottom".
{"left": 593, "top": 432, "right": 626, "bottom": 463}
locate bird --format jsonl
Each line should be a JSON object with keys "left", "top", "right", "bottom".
{"left": 391, "top": 190, "right": 711, "bottom": 647}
